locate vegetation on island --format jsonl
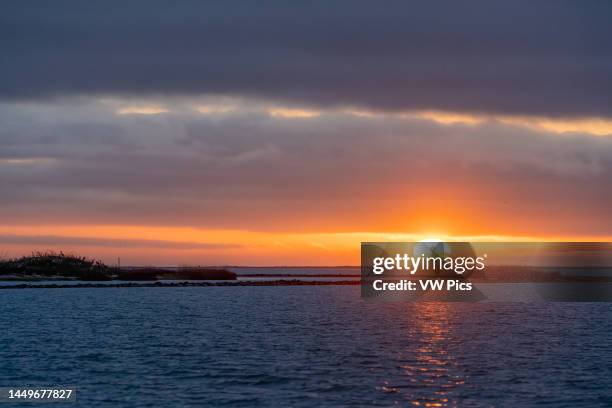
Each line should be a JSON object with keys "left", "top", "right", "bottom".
{"left": 0, "top": 251, "right": 111, "bottom": 280}
{"left": 0, "top": 251, "right": 236, "bottom": 281}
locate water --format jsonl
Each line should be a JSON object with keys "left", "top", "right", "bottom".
{"left": 0, "top": 276, "right": 359, "bottom": 287}
{"left": 0, "top": 286, "right": 611, "bottom": 407}
{"left": 230, "top": 267, "right": 359, "bottom": 276}
{"left": 0, "top": 266, "right": 360, "bottom": 287}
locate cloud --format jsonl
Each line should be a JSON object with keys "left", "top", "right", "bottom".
{"left": 268, "top": 107, "right": 320, "bottom": 118}
{"left": 195, "top": 105, "right": 235, "bottom": 115}
{"left": 1, "top": 1, "right": 612, "bottom": 117}
{"left": 344, "top": 109, "right": 612, "bottom": 136}
{"left": 0, "top": 98, "right": 610, "bottom": 237}
{"left": 0, "top": 234, "right": 239, "bottom": 250}
{"left": 498, "top": 116, "right": 612, "bottom": 137}
{"left": 0, "top": 158, "right": 57, "bottom": 165}
{"left": 117, "top": 106, "right": 169, "bottom": 115}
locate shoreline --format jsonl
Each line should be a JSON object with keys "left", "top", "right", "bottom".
{"left": 0, "top": 280, "right": 361, "bottom": 289}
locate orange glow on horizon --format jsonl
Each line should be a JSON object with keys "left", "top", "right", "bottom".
{"left": 0, "top": 224, "right": 609, "bottom": 266}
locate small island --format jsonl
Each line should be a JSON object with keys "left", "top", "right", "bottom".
{"left": 0, "top": 251, "right": 237, "bottom": 281}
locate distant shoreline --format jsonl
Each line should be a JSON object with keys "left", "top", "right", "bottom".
{"left": 0, "top": 280, "right": 361, "bottom": 289}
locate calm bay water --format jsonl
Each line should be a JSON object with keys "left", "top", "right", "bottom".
{"left": 0, "top": 285, "right": 611, "bottom": 407}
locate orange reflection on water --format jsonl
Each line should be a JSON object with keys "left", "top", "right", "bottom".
{"left": 382, "top": 302, "right": 466, "bottom": 407}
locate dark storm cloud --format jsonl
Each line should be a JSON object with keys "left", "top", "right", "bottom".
{"left": 2, "top": 1, "right": 612, "bottom": 116}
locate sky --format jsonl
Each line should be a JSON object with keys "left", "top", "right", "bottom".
{"left": 1, "top": 1, "right": 611, "bottom": 265}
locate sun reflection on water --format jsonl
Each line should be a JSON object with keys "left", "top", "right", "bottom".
{"left": 380, "top": 303, "right": 467, "bottom": 407}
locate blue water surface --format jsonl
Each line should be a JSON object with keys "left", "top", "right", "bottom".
{"left": 0, "top": 285, "right": 611, "bottom": 407}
